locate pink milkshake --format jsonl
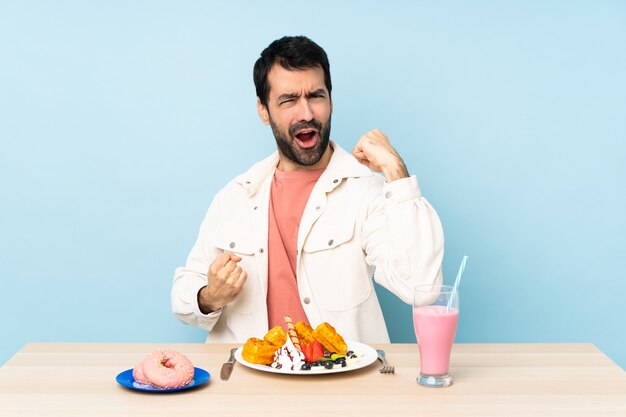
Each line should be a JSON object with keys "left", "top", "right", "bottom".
{"left": 413, "top": 305, "right": 459, "bottom": 375}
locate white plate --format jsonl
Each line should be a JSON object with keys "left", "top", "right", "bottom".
{"left": 234, "top": 341, "right": 377, "bottom": 375}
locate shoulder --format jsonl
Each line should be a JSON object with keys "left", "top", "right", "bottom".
{"left": 212, "top": 150, "right": 279, "bottom": 201}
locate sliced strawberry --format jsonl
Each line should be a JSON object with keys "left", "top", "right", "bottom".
{"left": 311, "top": 341, "right": 325, "bottom": 362}
{"left": 300, "top": 342, "right": 313, "bottom": 362}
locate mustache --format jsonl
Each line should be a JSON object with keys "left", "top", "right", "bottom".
{"left": 289, "top": 120, "right": 323, "bottom": 136}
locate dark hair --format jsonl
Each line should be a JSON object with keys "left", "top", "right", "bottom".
{"left": 253, "top": 36, "right": 332, "bottom": 106}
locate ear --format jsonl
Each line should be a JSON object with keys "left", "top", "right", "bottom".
{"left": 257, "top": 98, "right": 270, "bottom": 125}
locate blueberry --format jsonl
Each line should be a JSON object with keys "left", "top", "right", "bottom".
{"left": 336, "top": 358, "right": 347, "bottom": 367}
{"left": 323, "top": 361, "right": 334, "bottom": 369}
{"left": 350, "top": 354, "right": 357, "bottom": 359}
{"left": 347, "top": 350, "right": 354, "bottom": 356}
{"left": 300, "top": 363, "right": 311, "bottom": 371}
{"left": 310, "top": 361, "right": 320, "bottom": 367}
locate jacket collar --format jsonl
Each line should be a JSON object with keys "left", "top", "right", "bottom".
{"left": 234, "top": 141, "right": 373, "bottom": 197}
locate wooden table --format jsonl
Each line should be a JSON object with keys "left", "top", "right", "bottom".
{"left": 1, "top": 343, "right": 624, "bottom": 416}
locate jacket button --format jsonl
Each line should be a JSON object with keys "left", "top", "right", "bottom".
{"left": 259, "top": 248, "right": 264, "bottom": 254}
{"left": 229, "top": 242, "right": 236, "bottom": 249}
{"left": 385, "top": 191, "right": 393, "bottom": 199}
{"left": 333, "top": 179, "right": 339, "bottom": 184}
{"left": 253, "top": 206, "right": 258, "bottom": 210}
{"left": 315, "top": 206, "right": 321, "bottom": 210}
{"left": 303, "top": 297, "right": 311, "bottom": 304}
{"left": 328, "top": 239, "right": 334, "bottom": 246}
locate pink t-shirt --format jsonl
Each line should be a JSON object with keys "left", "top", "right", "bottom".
{"left": 266, "top": 168, "right": 324, "bottom": 330}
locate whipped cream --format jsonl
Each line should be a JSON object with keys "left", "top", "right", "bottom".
{"left": 270, "top": 336, "right": 305, "bottom": 371}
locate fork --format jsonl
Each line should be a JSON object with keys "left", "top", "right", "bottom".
{"left": 376, "top": 349, "right": 395, "bottom": 374}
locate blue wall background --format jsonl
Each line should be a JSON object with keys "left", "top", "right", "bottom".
{"left": 1, "top": 1, "right": 625, "bottom": 368}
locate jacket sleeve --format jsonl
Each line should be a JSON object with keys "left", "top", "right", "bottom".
{"left": 360, "top": 175, "right": 444, "bottom": 304}
{"left": 171, "top": 193, "right": 224, "bottom": 331}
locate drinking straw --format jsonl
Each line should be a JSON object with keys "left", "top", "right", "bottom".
{"left": 446, "top": 255, "right": 468, "bottom": 312}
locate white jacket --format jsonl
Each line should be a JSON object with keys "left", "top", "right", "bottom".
{"left": 171, "top": 142, "right": 444, "bottom": 343}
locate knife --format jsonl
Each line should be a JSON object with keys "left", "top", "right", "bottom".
{"left": 220, "top": 347, "right": 238, "bottom": 381}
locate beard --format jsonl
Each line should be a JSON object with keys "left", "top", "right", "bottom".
{"left": 269, "top": 115, "right": 331, "bottom": 167}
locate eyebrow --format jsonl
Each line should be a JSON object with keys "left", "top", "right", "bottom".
{"left": 306, "top": 89, "right": 327, "bottom": 98}
{"left": 276, "top": 89, "right": 327, "bottom": 102}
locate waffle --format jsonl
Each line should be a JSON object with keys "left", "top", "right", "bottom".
{"left": 294, "top": 321, "right": 316, "bottom": 345}
{"left": 313, "top": 322, "right": 347, "bottom": 355}
{"left": 242, "top": 325, "right": 288, "bottom": 365}
{"left": 241, "top": 337, "right": 278, "bottom": 365}
{"left": 264, "top": 325, "right": 287, "bottom": 347}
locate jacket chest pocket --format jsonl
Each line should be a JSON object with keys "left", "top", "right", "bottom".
{"left": 301, "top": 217, "right": 372, "bottom": 311}
{"left": 214, "top": 221, "right": 259, "bottom": 315}
{"left": 302, "top": 217, "right": 355, "bottom": 253}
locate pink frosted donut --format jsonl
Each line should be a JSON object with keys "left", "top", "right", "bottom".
{"left": 132, "top": 360, "right": 151, "bottom": 385}
{"left": 141, "top": 350, "right": 194, "bottom": 389}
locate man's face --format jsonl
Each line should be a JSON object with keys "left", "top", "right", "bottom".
{"left": 258, "top": 64, "right": 332, "bottom": 168}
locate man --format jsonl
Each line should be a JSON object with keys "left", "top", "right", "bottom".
{"left": 171, "top": 36, "right": 443, "bottom": 343}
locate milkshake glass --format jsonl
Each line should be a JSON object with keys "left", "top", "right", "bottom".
{"left": 413, "top": 284, "right": 459, "bottom": 387}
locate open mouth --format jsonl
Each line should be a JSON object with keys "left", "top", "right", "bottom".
{"left": 294, "top": 129, "right": 318, "bottom": 149}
